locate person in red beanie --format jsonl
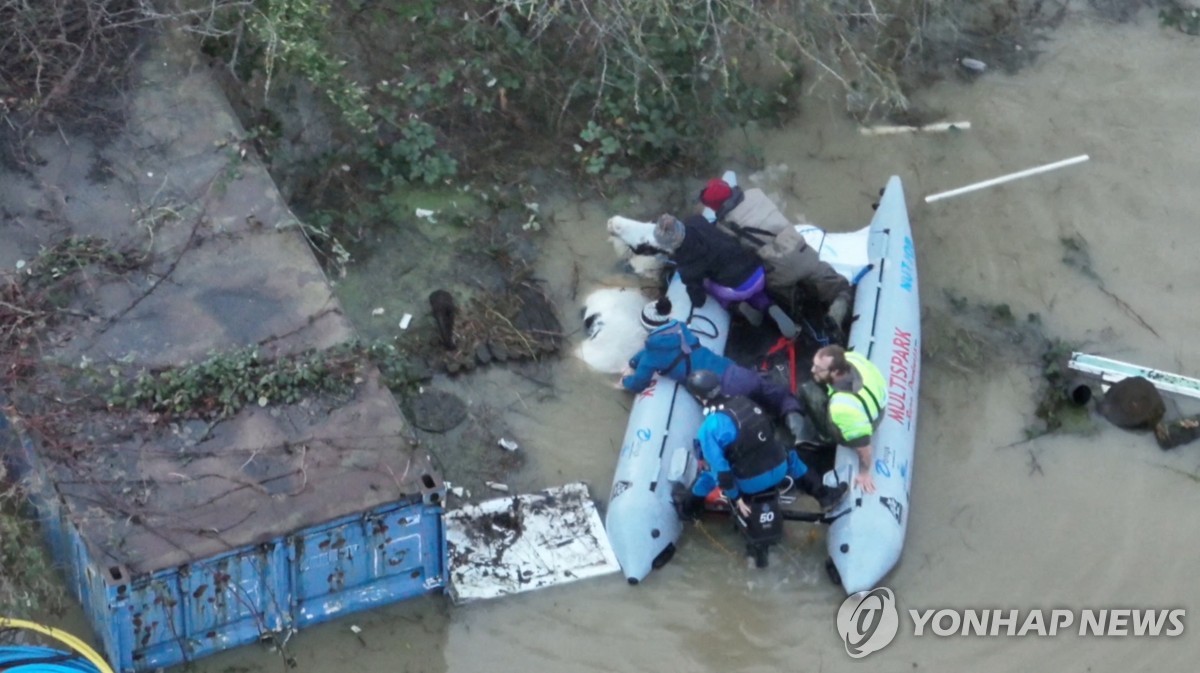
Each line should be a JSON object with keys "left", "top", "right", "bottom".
{"left": 698, "top": 178, "right": 853, "bottom": 328}
{"left": 699, "top": 178, "right": 739, "bottom": 214}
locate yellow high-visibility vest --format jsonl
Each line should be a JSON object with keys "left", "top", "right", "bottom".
{"left": 827, "top": 351, "right": 886, "bottom": 443}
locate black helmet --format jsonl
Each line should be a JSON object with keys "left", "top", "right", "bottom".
{"left": 684, "top": 370, "right": 722, "bottom": 404}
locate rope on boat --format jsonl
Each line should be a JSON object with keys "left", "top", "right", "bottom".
{"left": 0, "top": 618, "right": 113, "bottom": 673}
{"left": 693, "top": 520, "right": 738, "bottom": 559}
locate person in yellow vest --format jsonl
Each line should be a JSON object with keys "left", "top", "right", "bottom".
{"left": 803, "top": 344, "right": 887, "bottom": 494}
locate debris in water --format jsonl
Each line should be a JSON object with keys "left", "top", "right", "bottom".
{"left": 1097, "top": 376, "right": 1165, "bottom": 430}
{"left": 371, "top": 307, "right": 385, "bottom": 316}
{"left": 486, "top": 481, "right": 510, "bottom": 492}
{"left": 399, "top": 313, "right": 413, "bottom": 329}
{"left": 497, "top": 438, "right": 519, "bottom": 452}
{"left": 429, "top": 289, "right": 457, "bottom": 350}
{"left": 445, "top": 482, "right": 619, "bottom": 603}
{"left": 960, "top": 57, "right": 987, "bottom": 73}
{"left": 1156, "top": 416, "right": 1200, "bottom": 450}
{"left": 860, "top": 121, "right": 971, "bottom": 136}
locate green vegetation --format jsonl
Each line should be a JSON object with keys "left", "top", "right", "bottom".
{"left": 97, "top": 338, "right": 433, "bottom": 420}
{"left": 176, "top": 0, "right": 1070, "bottom": 269}
{"left": 1160, "top": 1, "right": 1200, "bottom": 35}
{"left": 1033, "top": 337, "right": 1094, "bottom": 437}
{"left": 106, "top": 346, "right": 361, "bottom": 418}
{"left": 0, "top": 474, "right": 66, "bottom": 619}
{"left": 1, "top": 237, "right": 139, "bottom": 617}
{"left": 927, "top": 294, "right": 1094, "bottom": 441}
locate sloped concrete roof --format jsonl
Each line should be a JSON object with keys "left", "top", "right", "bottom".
{"left": 1, "top": 42, "right": 441, "bottom": 574}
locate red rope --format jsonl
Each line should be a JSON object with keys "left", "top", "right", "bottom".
{"left": 763, "top": 336, "right": 799, "bottom": 394}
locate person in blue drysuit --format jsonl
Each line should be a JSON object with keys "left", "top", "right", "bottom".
{"left": 678, "top": 369, "right": 848, "bottom": 520}
{"left": 619, "top": 298, "right": 809, "bottom": 441}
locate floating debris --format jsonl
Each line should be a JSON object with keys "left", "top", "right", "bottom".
{"left": 1069, "top": 352, "right": 1200, "bottom": 401}
{"left": 497, "top": 438, "right": 519, "bottom": 452}
{"left": 860, "top": 121, "right": 971, "bottom": 136}
{"left": 1098, "top": 377, "right": 1165, "bottom": 430}
{"left": 486, "top": 481, "right": 510, "bottom": 492}
{"left": 1156, "top": 416, "right": 1200, "bottom": 450}
{"left": 925, "top": 154, "right": 1090, "bottom": 204}
{"left": 429, "top": 289, "right": 457, "bottom": 350}
{"left": 960, "top": 57, "right": 988, "bottom": 73}
{"left": 445, "top": 483, "right": 618, "bottom": 604}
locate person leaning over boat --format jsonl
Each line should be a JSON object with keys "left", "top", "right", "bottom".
{"left": 698, "top": 178, "right": 854, "bottom": 327}
{"left": 678, "top": 370, "right": 848, "bottom": 520}
{"left": 619, "top": 297, "right": 808, "bottom": 435}
{"left": 652, "top": 213, "right": 798, "bottom": 339}
{"left": 797, "top": 345, "right": 887, "bottom": 494}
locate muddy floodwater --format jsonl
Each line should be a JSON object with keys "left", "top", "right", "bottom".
{"left": 171, "top": 12, "right": 1200, "bottom": 673}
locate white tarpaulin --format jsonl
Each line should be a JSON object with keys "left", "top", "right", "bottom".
{"left": 446, "top": 482, "right": 619, "bottom": 604}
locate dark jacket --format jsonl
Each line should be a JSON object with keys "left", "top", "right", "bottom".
{"left": 672, "top": 215, "right": 761, "bottom": 306}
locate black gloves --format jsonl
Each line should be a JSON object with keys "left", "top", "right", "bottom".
{"left": 687, "top": 285, "right": 707, "bottom": 308}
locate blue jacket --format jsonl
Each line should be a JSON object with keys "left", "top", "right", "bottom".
{"left": 621, "top": 320, "right": 731, "bottom": 392}
{"left": 692, "top": 412, "right": 807, "bottom": 499}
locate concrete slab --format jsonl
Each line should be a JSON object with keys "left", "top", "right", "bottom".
{"left": 1, "top": 38, "right": 442, "bottom": 576}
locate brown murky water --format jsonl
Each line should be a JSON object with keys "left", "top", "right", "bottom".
{"left": 184, "top": 12, "right": 1200, "bottom": 673}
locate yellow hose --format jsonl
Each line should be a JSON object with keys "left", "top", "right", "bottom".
{"left": 0, "top": 617, "right": 114, "bottom": 673}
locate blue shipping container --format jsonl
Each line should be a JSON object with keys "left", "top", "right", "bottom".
{"left": 0, "top": 68, "right": 449, "bottom": 672}
{"left": 2, "top": 385, "right": 448, "bottom": 673}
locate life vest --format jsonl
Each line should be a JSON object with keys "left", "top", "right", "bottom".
{"left": 827, "top": 351, "right": 887, "bottom": 443}
{"left": 651, "top": 320, "right": 696, "bottom": 376}
{"left": 705, "top": 396, "right": 784, "bottom": 478}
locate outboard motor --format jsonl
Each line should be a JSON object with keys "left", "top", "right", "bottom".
{"left": 733, "top": 488, "right": 785, "bottom": 568}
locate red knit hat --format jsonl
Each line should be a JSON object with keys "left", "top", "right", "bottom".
{"left": 699, "top": 178, "right": 733, "bottom": 210}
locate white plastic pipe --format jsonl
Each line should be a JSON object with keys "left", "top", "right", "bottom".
{"left": 924, "top": 154, "right": 1090, "bottom": 203}
{"left": 860, "top": 121, "right": 971, "bottom": 136}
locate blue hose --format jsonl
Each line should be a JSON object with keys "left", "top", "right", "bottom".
{"left": 0, "top": 646, "right": 102, "bottom": 673}
{"left": 851, "top": 263, "right": 874, "bottom": 286}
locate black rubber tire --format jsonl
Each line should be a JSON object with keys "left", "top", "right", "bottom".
{"left": 651, "top": 543, "right": 676, "bottom": 570}
{"left": 825, "top": 556, "right": 842, "bottom": 585}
